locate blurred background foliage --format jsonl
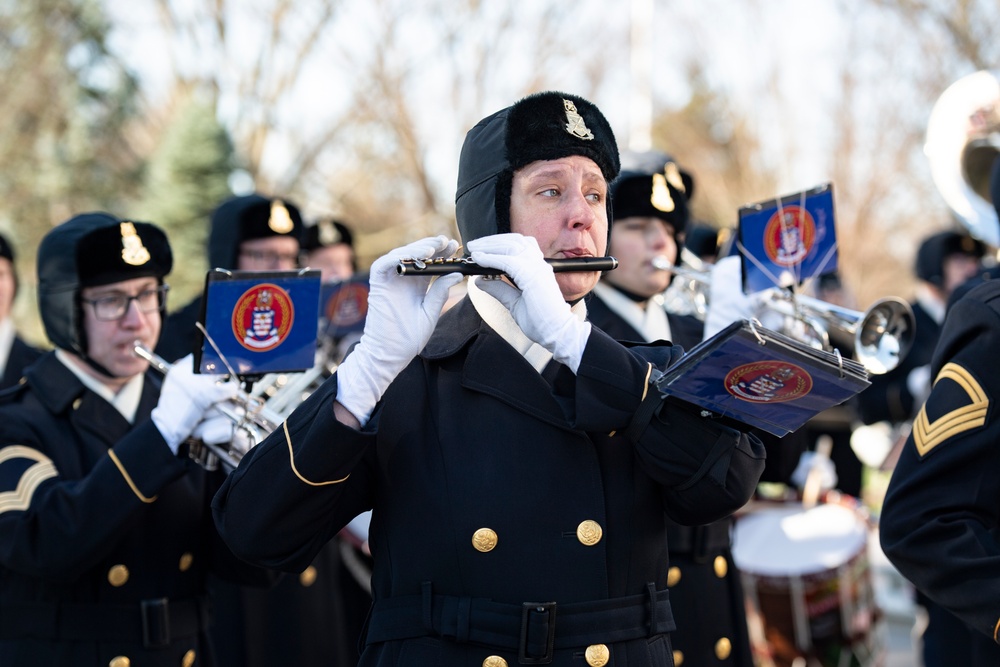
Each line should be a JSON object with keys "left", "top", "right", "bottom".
{"left": 2, "top": 0, "right": 998, "bottom": 346}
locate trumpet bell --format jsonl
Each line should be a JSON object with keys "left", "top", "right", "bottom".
{"left": 854, "top": 297, "right": 916, "bottom": 375}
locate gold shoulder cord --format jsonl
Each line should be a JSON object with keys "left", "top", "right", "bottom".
{"left": 285, "top": 421, "right": 350, "bottom": 487}
{"left": 107, "top": 450, "right": 157, "bottom": 503}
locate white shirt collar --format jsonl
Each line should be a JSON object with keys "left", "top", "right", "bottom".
{"left": 55, "top": 349, "right": 145, "bottom": 423}
{"left": 0, "top": 318, "right": 15, "bottom": 379}
{"left": 467, "top": 277, "right": 588, "bottom": 373}
{"left": 592, "top": 282, "right": 672, "bottom": 343}
{"left": 915, "top": 284, "right": 946, "bottom": 325}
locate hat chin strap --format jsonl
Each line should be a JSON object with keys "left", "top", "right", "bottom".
{"left": 75, "top": 349, "right": 126, "bottom": 381}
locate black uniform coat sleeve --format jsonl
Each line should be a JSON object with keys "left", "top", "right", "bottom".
{"left": 0, "top": 353, "right": 269, "bottom": 667}
{"left": 214, "top": 297, "right": 764, "bottom": 666}
{"left": 880, "top": 280, "right": 1000, "bottom": 644}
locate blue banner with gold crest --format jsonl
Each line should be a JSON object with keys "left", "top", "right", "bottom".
{"left": 656, "top": 319, "right": 870, "bottom": 437}
{"left": 320, "top": 274, "right": 369, "bottom": 340}
{"left": 195, "top": 269, "right": 321, "bottom": 376}
{"left": 738, "top": 183, "right": 837, "bottom": 294}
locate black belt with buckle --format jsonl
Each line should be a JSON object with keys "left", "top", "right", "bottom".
{"left": 0, "top": 596, "right": 209, "bottom": 648}
{"left": 365, "top": 581, "right": 675, "bottom": 665}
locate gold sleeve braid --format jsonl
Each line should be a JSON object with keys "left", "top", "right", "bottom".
{"left": 107, "top": 449, "right": 157, "bottom": 504}
{"left": 285, "top": 421, "right": 351, "bottom": 487}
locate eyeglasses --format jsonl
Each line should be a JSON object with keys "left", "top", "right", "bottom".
{"left": 82, "top": 285, "right": 169, "bottom": 321}
{"left": 239, "top": 249, "right": 300, "bottom": 266}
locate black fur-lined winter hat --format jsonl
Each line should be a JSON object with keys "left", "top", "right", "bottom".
{"left": 455, "top": 91, "right": 620, "bottom": 246}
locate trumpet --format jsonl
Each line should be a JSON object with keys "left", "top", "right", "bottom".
{"left": 759, "top": 289, "right": 916, "bottom": 375}
{"left": 654, "top": 252, "right": 712, "bottom": 320}
{"left": 134, "top": 343, "right": 281, "bottom": 472}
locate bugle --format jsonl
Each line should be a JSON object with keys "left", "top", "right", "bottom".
{"left": 760, "top": 289, "right": 916, "bottom": 375}
{"left": 654, "top": 251, "right": 712, "bottom": 320}
{"left": 134, "top": 343, "right": 280, "bottom": 472}
{"left": 396, "top": 256, "right": 618, "bottom": 276}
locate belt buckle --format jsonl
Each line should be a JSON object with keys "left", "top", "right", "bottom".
{"left": 141, "top": 598, "right": 171, "bottom": 648}
{"left": 519, "top": 601, "right": 556, "bottom": 665}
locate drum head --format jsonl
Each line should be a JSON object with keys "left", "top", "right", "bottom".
{"left": 732, "top": 503, "right": 867, "bottom": 577}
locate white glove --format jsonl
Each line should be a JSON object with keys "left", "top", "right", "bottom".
{"left": 468, "top": 234, "right": 591, "bottom": 373}
{"left": 192, "top": 408, "right": 255, "bottom": 457}
{"left": 151, "top": 354, "right": 240, "bottom": 455}
{"left": 907, "top": 364, "right": 932, "bottom": 406}
{"left": 336, "top": 236, "right": 463, "bottom": 425}
{"left": 790, "top": 450, "right": 838, "bottom": 493}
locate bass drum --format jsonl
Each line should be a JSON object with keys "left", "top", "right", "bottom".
{"left": 732, "top": 494, "right": 885, "bottom": 667}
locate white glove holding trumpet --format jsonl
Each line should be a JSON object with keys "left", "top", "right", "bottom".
{"left": 151, "top": 353, "right": 240, "bottom": 455}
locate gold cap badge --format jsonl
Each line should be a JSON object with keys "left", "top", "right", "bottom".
{"left": 563, "top": 99, "right": 594, "bottom": 140}
{"left": 664, "top": 162, "right": 686, "bottom": 193}
{"left": 120, "top": 222, "right": 151, "bottom": 266}
{"left": 268, "top": 200, "right": 295, "bottom": 234}
{"left": 650, "top": 173, "right": 675, "bottom": 213}
{"left": 318, "top": 219, "right": 341, "bottom": 246}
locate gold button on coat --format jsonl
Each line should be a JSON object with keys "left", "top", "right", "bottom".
{"left": 715, "top": 637, "right": 732, "bottom": 660}
{"left": 107, "top": 564, "right": 129, "bottom": 587}
{"left": 667, "top": 566, "right": 681, "bottom": 587}
{"left": 673, "top": 650, "right": 684, "bottom": 665}
{"left": 585, "top": 643, "right": 610, "bottom": 666}
{"left": 472, "top": 528, "right": 498, "bottom": 553}
{"left": 109, "top": 657, "right": 131, "bottom": 667}
{"left": 714, "top": 555, "right": 728, "bottom": 578}
{"left": 576, "top": 520, "right": 603, "bottom": 546}
{"left": 299, "top": 565, "right": 318, "bottom": 587}
{"left": 179, "top": 552, "right": 194, "bottom": 572}
{"left": 181, "top": 649, "right": 196, "bottom": 667}
{"left": 482, "top": 656, "right": 508, "bottom": 667}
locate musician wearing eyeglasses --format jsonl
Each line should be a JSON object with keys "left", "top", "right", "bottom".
{"left": 0, "top": 213, "right": 272, "bottom": 666}
{"left": 215, "top": 91, "right": 766, "bottom": 667}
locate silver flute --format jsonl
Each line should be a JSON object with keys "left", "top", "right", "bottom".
{"left": 396, "top": 256, "right": 618, "bottom": 276}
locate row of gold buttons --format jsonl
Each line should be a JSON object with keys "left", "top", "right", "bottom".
{"left": 481, "top": 643, "right": 610, "bottom": 667}
{"left": 472, "top": 520, "right": 604, "bottom": 553}
{"left": 106, "top": 553, "right": 195, "bottom": 587}
{"left": 109, "top": 649, "right": 196, "bottom": 667}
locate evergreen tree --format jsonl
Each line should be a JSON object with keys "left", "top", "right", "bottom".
{"left": 137, "top": 95, "right": 235, "bottom": 310}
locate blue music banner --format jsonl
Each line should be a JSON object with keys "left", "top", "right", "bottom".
{"left": 656, "top": 319, "right": 870, "bottom": 437}
{"left": 738, "top": 183, "right": 838, "bottom": 294}
{"left": 320, "top": 274, "right": 369, "bottom": 340}
{"left": 195, "top": 269, "right": 321, "bottom": 376}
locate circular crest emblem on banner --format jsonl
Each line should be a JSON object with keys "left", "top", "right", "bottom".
{"left": 763, "top": 206, "right": 816, "bottom": 266}
{"left": 326, "top": 283, "right": 369, "bottom": 330}
{"left": 725, "top": 360, "right": 813, "bottom": 403}
{"left": 232, "top": 283, "right": 294, "bottom": 352}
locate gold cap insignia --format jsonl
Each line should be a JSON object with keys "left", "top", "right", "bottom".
{"left": 563, "top": 99, "right": 594, "bottom": 140}
{"left": 650, "top": 173, "right": 675, "bottom": 213}
{"left": 120, "top": 222, "right": 151, "bottom": 266}
{"left": 268, "top": 200, "right": 295, "bottom": 234}
{"left": 318, "top": 219, "right": 341, "bottom": 246}
{"left": 664, "top": 162, "right": 686, "bottom": 193}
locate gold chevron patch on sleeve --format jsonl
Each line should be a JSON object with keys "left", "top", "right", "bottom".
{"left": 912, "top": 362, "right": 989, "bottom": 457}
{"left": 0, "top": 445, "right": 58, "bottom": 515}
